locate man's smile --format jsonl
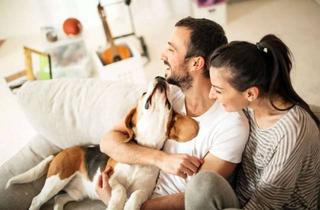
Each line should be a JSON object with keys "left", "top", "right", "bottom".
{"left": 163, "top": 60, "right": 171, "bottom": 71}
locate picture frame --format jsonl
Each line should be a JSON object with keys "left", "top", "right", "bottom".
{"left": 45, "top": 38, "right": 93, "bottom": 79}
{"left": 24, "top": 46, "right": 52, "bottom": 80}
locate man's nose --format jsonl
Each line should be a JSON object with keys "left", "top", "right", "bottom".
{"left": 160, "top": 49, "right": 167, "bottom": 61}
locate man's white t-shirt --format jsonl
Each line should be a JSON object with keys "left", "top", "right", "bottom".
{"left": 152, "top": 86, "right": 249, "bottom": 197}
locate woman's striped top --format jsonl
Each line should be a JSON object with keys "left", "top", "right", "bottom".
{"left": 236, "top": 105, "right": 320, "bottom": 210}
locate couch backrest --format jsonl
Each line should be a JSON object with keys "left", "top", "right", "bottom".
{"left": 18, "top": 79, "right": 146, "bottom": 148}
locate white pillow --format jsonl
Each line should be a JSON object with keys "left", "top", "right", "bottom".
{"left": 17, "top": 79, "right": 145, "bottom": 148}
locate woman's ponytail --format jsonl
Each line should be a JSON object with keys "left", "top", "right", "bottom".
{"left": 260, "top": 34, "right": 319, "bottom": 126}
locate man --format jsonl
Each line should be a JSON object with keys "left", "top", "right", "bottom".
{"left": 96, "top": 17, "right": 249, "bottom": 210}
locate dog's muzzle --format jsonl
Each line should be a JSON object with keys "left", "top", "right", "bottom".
{"left": 145, "top": 76, "right": 171, "bottom": 110}
{"left": 155, "top": 76, "right": 167, "bottom": 92}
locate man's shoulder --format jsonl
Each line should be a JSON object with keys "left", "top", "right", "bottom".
{"left": 211, "top": 102, "right": 248, "bottom": 124}
{"left": 211, "top": 104, "right": 249, "bottom": 137}
{"left": 196, "top": 102, "right": 249, "bottom": 140}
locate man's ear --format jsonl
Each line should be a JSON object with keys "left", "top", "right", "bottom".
{"left": 191, "top": 56, "right": 205, "bottom": 72}
{"left": 168, "top": 112, "right": 199, "bottom": 142}
{"left": 122, "top": 107, "right": 137, "bottom": 143}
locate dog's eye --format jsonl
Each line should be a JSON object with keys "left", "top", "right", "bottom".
{"left": 145, "top": 97, "right": 151, "bottom": 110}
{"left": 166, "top": 100, "right": 171, "bottom": 110}
{"left": 142, "top": 92, "right": 146, "bottom": 96}
{"left": 145, "top": 102, "right": 149, "bottom": 110}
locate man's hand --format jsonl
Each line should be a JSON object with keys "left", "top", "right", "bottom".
{"left": 157, "top": 153, "right": 204, "bottom": 179}
{"left": 95, "top": 166, "right": 113, "bottom": 205}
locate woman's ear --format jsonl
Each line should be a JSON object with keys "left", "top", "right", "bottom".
{"left": 168, "top": 112, "right": 199, "bottom": 142}
{"left": 245, "top": 86, "right": 259, "bottom": 102}
{"left": 122, "top": 107, "right": 137, "bottom": 142}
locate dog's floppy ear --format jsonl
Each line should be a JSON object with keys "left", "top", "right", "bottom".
{"left": 168, "top": 111, "right": 199, "bottom": 142}
{"left": 122, "top": 107, "right": 137, "bottom": 143}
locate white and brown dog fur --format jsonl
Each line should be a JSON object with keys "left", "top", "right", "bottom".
{"left": 6, "top": 76, "right": 199, "bottom": 210}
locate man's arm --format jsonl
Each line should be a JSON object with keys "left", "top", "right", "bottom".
{"left": 141, "top": 112, "right": 248, "bottom": 210}
{"left": 100, "top": 124, "right": 238, "bottom": 210}
{"left": 140, "top": 154, "right": 237, "bottom": 210}
{"left": 100, "top": 123, "right": 162, "bottom": 166}
{"left": 97, "top": 149, "right": 236, "bottom": 210}
{"left": 100, "top": 120, "right": 203, "bottom": 176}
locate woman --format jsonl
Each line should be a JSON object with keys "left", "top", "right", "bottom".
{"left": 185, "top": 34, "right": 320, "bottom": 210}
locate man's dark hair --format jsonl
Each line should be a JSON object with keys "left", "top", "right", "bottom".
{"left": 175, "top": 17, "right": 227, "bottom": 78}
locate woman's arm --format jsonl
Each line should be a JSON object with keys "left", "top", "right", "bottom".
{"left": 199, "top": 153, "right": 237, "bottom": 178}
{"left": 242, "top": 134, "right": 309, "bottom": 210}
{"left": 141, "top": 193, "right": 185, "bottom": 210}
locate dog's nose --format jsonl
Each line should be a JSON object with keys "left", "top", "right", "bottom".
{"left": 155, "top": 76, "right": 166, "bottom": 88}
{"left": 155, "top": 76, "right": 166, "bottom": 82}
{"left": 154, "top": 76, "right": 166, "bottom": 92}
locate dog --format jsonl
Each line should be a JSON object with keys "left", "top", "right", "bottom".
{"left": 6, "top": 76, "right": 199, "bottom": 210}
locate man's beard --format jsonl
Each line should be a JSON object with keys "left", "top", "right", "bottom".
{"left": 164, "top": 60, "right": 193, "bottom": 90}
{"left": 166, "top": 71, "right": 193, "bottom": 91}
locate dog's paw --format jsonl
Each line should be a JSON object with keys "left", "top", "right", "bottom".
{"left": 53, "top": 197, "right": 64, "bottom": 210}
{"left": 29, "top": 204, "right": 40, "bottom": 210}
{"left": 5, "top": 178, "right": 14, "bottom": 189}
{"left": 5, "top": 182, "right": 11, "bottom": 189}
{"left": 106, "top": 205, "right": 123, "bottom": 210}
{"left": 123, "top": 200, "right": 140, "bottom": 210}
{"left": 29, "top": 197, "right": 41, "bottom": 210}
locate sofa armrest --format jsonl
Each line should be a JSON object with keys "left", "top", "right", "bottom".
{"left": 0, "top": 135, "right": 59, "bottom": 209}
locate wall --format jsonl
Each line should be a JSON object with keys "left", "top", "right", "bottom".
{"left": 0, "top": 0, "right": 191, "bottom": 37}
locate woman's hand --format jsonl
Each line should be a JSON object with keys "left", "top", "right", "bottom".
{"left": 156, "top": 153, "right": 204, "bottom": 179}
{"left": 95, "top": 166, "right": 114, "bottom": 205}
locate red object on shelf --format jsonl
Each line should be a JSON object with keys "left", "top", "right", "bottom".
{"left": 0, "top": 39, "right": 5, "bottom": 47}
{"left": 63, "top": 18, "right": 82, "bottom": 36}
{"left": 196, "top": 0, "right": 225, "bottom": 7}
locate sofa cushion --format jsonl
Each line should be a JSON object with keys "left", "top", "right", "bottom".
{"left": 17, "top": 79, "right": 145, "bottom": 148}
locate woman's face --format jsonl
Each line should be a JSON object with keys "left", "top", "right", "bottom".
{"left": 209, "top": 67, "right": 250, "bottom": 112}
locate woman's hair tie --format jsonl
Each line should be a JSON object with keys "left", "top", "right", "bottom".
{"left": 256, "top": 42, "right": 268, "bottom": 53}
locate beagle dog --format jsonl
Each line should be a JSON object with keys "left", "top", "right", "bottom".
{"left": 6, "top": 76, "right": 199, "bottom": 210}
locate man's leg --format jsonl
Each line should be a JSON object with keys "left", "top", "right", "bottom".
{"left": 185, "top": 171, "right": 241, "bottom": 210}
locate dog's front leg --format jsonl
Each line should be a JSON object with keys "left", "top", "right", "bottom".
{"left": 106, "top": 178, "right": 127, "bottom": 210}
{"left": 124, "top": 190, "right": 149, "bottom": 210}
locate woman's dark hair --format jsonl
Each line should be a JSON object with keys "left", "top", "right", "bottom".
{"left": 175, "top": 17, "right": 228, "bottom": 78}
{"left": 209, "top": 34, "right": 319, "bottom": 126}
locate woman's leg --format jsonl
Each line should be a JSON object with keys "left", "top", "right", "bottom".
{"left": 185, "top": 171, "right": 241, "bottom": 210}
